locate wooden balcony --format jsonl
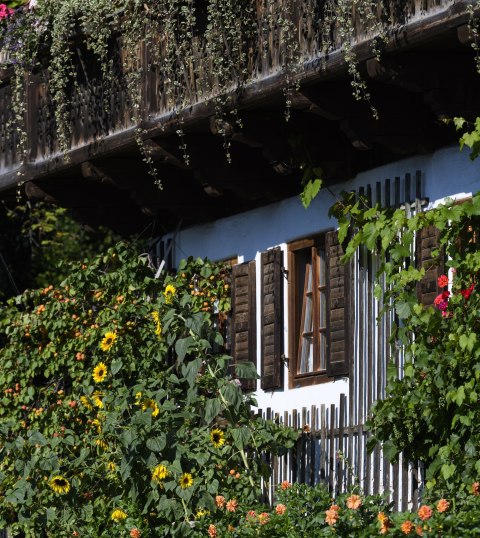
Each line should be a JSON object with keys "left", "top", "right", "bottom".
{"left": 0, "top": 0, "right": 478, "bottom": 232}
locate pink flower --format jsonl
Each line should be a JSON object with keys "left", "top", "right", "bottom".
{"left": 437, "top": 300, "right": 448, "bottom": 311}
{"left": 438, "top": 274, "right": 449, "bottom": 288}
{"left": 0, "top": 4, "right": 14, "bottom": 19}
{"left": 275, "top": 504, "right": 287, "bottom": 515}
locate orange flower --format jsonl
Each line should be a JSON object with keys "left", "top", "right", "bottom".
{"left": 130, "top": 530, "right": 141, "bottom": 538}
{"left": 258, "top": 512, "right": 270, "bottom": 525}
{"left": 208, "top": 524, "right": 217, "bottom": 538}
{"left": 275, "top": 504, "right": 286, "bottom": 515}
{"left": 401, "top": 521, "right": 414, "bottom": 534}
{"left": 346, "top": 494, "right": 362, "bottom": 510}
{"left": 472, "top": 482, "right": 480, "bottom": 496}
{"left": 416, "top": 526, "right": 423, "bottom": 536}
{"left": 325, "top": 508, "right": 339, "bottom": 526}
{"left": 246, "top": 510, "right": 256, "bottom": 520}
{"left": 215, "top": 495, "right": 225, "bottom": 508}
{"left": 280, "top": 480, "right": 291, "bottom": 490}
{"left": 378, "top": 512, "right": 391, "bottom": 535}
{"left": 417, "top": 505, "right": 433, "bottom": 521}
{"left": 436, "top": 498, "right": 450, "bottom": 513}
{"left": 226, "top": 499, "right": 238, "bottom": 512}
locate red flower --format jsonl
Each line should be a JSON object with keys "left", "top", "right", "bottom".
{"left": 438, "top": 274, "right": 449, "bottom": 288}
{"left": 461, "top": 283, "right": 475, "bottom": 300}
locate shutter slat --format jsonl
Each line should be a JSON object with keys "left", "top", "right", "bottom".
{"left": 416, "top": 225, "right": 444, "bottom": 306}
{"left": 231, "top": 260, "right": 257, "bottom": 391}
{"left": 326, "top": 231, "right": 352, "bottom": 377}
{"left": 261, "top": 247, "right": 283, "bottom": 391}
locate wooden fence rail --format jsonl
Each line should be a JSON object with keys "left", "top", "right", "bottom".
{"left": 259, "top": 399, "right": 422, "bottom": 512}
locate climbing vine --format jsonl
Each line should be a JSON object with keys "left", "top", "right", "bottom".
{"left": 327, "top": 183, "right": 480, "bottom": 494}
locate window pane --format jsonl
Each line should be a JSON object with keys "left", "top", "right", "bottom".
{"left": 319, "top": 248, "right": 326, "bottom": 286}
{"left": 319, "top": 333, "right": 326, "bottom": 371}
{"left": 299, "top": 335, "right": 314, "bottom": 373}
{"left": 319, "top": 289, "right": 326, "bottom": 327}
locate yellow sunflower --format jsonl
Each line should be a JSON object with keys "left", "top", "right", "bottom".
{"left": 100, "top": 331, "right": 117, "bottom": 351}
{"left": 95, "top": 439, "right": 108, "bottom": 450}
{"left": 163, "top": 284, "right": 176, "bottom": 304}
{"left": 80, "top": 395, "right": 93, "bottom": 410}
{"left": 49, "top": 476, "right": 71, "bottom": 495}
{"left": 107, "top": 462, "right": 116, "bottom": 472}
{"left": 141, "top": 398, "right": 160, "bottom": 417}
{"left": 179, "top": 472, "right": 193, "bottom": 489}
{"left": 210, "top": 428, "right": 225, "bottom": 449}
{"left": 151, "top": 464, "right": 169, "bottom": 482}
{"left": 111, "top": 509, "right": 127, "bottom": 522}
{"left": 92, "top": 362, "right": 108, "bottom": 383}
{"left": 195, "top": 509, "right": 210, "bottom": 519}
{"left": 151, "top": 311, "right": 162, "bottom": 337}
{"left": 91, "top": 418, "right": 102, "bottom": 434}
{"left": 92, "top": 392, "right": 104, "bottom": 408}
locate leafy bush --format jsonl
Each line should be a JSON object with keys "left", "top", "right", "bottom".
{"left": 0, "top": 243, "right": 297, "bottom": 537}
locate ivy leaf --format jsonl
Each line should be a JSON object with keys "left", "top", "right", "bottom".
{"left": 300, "top": 179, "right": 323, "bottom": 209}
{"left": 441, "top": 463, "right": 456, "bottom": 480}
{"left": 395, "top": 300, "right": 412, "bottom": 319}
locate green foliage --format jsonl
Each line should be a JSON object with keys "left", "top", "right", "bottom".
{"left": 0, "top": 201, "right": 118, "bottom": 300}
{"left": 455, "top": 116, "right": 480, "bottom": 161}
{"left": 331, "top": 190, "right": 480, "bottom": 492}
{"left": 0, "top": 243, "right": 297, "bottom": 537}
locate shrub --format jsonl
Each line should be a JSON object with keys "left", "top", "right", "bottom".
{"left": 0, "top": 243, "right": 297, "bottom": 537}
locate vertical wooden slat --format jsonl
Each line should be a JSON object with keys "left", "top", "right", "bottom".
{"left": 292, "top": 408, "right": 298, "bottom": 484}
{"left": 320, "top": 404, "right": 326, "bottom": 481}
{"left": 338, "top": 394, "right": 345, "bottom": 494}
{"left": 310, "top": 404, "right": 317, "bottom": 486}
{"left": 328, "top": 404, "right": 335, "bottom": 493}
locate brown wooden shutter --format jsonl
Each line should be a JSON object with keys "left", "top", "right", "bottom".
{"left": 326, "top": 230, "right": 352, "bottom": 377}
{"left": 231, "top": 260, "right": 257, "bottom": 391}
{"left": 261, "top": 247, "right": 283, "bottom": 390}
{"left": 416, "top": 225, "right": 445, "bottom": 306}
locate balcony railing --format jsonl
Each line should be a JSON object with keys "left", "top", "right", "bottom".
{"left": 0, "top": 0, "right": 470, "bottom": 187}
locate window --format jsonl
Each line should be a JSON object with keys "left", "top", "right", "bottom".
{"left": 288, "top": 231, "right": 351, "bottom": 388}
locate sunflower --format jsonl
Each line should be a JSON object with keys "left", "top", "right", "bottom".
{"left": 80, "top": 396, "right": 93, "bottom": 410}
{"left": 210, "top": 428, "right": 225, "bottom": 449}
{"left": 91, "top": 418, "right": 102, "bottom": 434}
{"left": 179, "top": 472, "right": 193, "bottom": 489}
{"left": 92, "top": 392, "right": 104, "bottom": 408}
{"left": 107, "top": 462, "right": 116, "bottom": 472}
{"left": 92, "top": 362, "right": 108, "bottom": 383}
{"left": 151, "top": 311, "right": 162, "bottom": 336}
{"left": 163, "top": 284, "right": 176, "bottom": 304}
{"left": 151, "top": 464, "right": 169, "bottom": 482}
{"left": 49, "top": 476, "right": 71, "bottom": 495}
{"left": 95, "top": 439, "right": 108, "bottom": 450}
{"left": 111, "top": 509, "right": 127, "bottom": 522}
{"left": 141, "top": 398, "right": 160, "bottom": 417}
{"left": 100, "top": 331, "right": 117, "bottom": 351}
